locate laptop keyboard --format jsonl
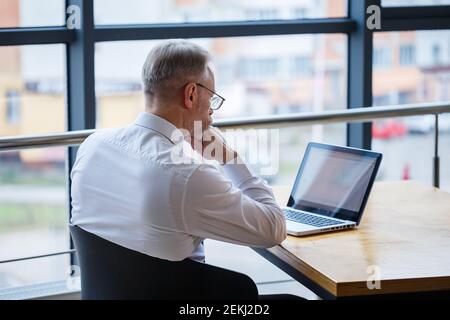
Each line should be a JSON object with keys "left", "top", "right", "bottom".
{"left": 284, "top": 208, "right": 345, "bottom": 227}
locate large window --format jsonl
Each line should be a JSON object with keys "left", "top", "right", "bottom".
{"left": 399, "top": 45, "right": 416, "bottom": 66}
{"left": 94, "top": 0, "right": 347, "bottom": 25}
{"left": 1, "top": 0, "right": 450, "bottom": 297}
{"left": 0, "top": 147, "right": 69, "bottom": 290}
{"left": 0, "top": 42, "right": 67, "bottom": 290}
{"left": 95, "top": 35, "right": 347, "bottom": 184}
{"left": 372, "top": 30, "right": 450, "bottom": 192}
{"left": 95, "top": 34, "right": 347, "bottom": 126}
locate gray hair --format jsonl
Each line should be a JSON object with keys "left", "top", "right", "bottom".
{"left": 141, "top": 40, "right": 211, "bottom": 100}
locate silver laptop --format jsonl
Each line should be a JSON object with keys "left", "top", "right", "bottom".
{"left": 284, "top": 142, "right": 382, "bottom": 236}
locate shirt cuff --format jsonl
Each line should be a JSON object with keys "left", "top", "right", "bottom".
{"left": 222, "top": 159, "right": 255, "bottom": 186}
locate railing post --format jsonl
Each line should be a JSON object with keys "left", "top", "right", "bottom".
{"left": 433, "top": 114, "right": 440, "bottom": 188}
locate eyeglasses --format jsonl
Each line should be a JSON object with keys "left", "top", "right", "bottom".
{"left": 195, "top": 83, "right": 226, "bottom": 111}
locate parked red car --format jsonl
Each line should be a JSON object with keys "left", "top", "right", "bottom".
{"left": 372, "top": 120, "right": 407, "bottom": 140}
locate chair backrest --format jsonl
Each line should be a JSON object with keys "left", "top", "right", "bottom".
{"left": 69, "top": 225, "right": 258, "bottom": 300}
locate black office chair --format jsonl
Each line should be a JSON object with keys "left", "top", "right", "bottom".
{"left": 69, "top": 225, "right": 259, "bottom": 300}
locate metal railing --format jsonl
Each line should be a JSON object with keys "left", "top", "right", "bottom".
{"left": 1, "top": 102, "right": 449, "bottom": 151}
{"left": 0, "top": 250, "right": 76, "bottom": 265}
{"left": 1, "top": 101, "right": 449, "bottom": 265}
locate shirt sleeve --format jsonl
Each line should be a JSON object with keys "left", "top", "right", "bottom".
{"left": 180, "top": 160, "right": 287, "bottom": 248}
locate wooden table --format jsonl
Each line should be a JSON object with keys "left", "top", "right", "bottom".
{"left": 253, "top": 181, "right": 450, "bottom": 299}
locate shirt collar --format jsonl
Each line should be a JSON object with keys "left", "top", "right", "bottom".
{"left": 134, "top": 112, "right": 181, "bottom": 144}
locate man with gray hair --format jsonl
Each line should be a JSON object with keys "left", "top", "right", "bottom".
{"left": 70, "top": 40, "right": 286, "bottom": 266}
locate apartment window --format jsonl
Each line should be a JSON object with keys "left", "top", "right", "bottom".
{"left": 239, "top": 58, "right": 279, "bottom": 80}
{"left": 373, "top": 48, "right": 392, "bottom": 69}
{"left": 293, "top": 8, "right": 309, "bottom": 19}
{"left": 400, "top": 45, "right": 416, "bottom": 66}
{"left": 291, "top": 57, "right": 312, "bottom": 76}
{"left": 245, "top": 9, "right": 279, "bottom": 20}
{"left": 330, "top": 70, "right": 343, "bottom": 103}
{"left": 398, "top": 91, "right": 416, "bottom": 104}
{"left": 6, "top": 91, "right": 21, "bottom": 124}
{"left": 373, "top": 94, "right": 391, "bottom": 106}
{"left": 433, "top": 44, "right": 442, "bottom": 65}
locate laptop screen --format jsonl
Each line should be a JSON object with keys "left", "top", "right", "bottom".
{"left": 288, "top": 143, "right": 382, "bottom": 223}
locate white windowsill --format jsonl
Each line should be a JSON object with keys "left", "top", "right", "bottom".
{"left": 0, "top": 279, "right": 317, "bottom": 300}
{"left": 0, "top": 280, "right": 80, "bottom": 300}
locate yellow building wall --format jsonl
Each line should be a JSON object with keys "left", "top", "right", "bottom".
{"left": 97, "top": 93, "right": 144, "bottom": 129}
{"left": 20, "top": 93, "right": 65, "bottom": 135}
{"left": 18, "top": 93, "right": 65, "bottom": 163}
{"left": 17, "top": 93, "right": 146, "bottom": 162}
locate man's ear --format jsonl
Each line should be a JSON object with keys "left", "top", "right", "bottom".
{"left": 183, "top": 83, "right": 196, "bottom": 110}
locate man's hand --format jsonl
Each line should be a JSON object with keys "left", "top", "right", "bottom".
{"left": 193, "top": 127, "right": 238, "bottom": 165}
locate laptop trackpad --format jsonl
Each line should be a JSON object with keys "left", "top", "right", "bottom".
{"left": 286, "top": 220, "right": 318, "bottom": 232}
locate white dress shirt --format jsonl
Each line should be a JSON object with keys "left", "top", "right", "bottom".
{"left": 70, "top": 112, "right": 286, "bottom": 262}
